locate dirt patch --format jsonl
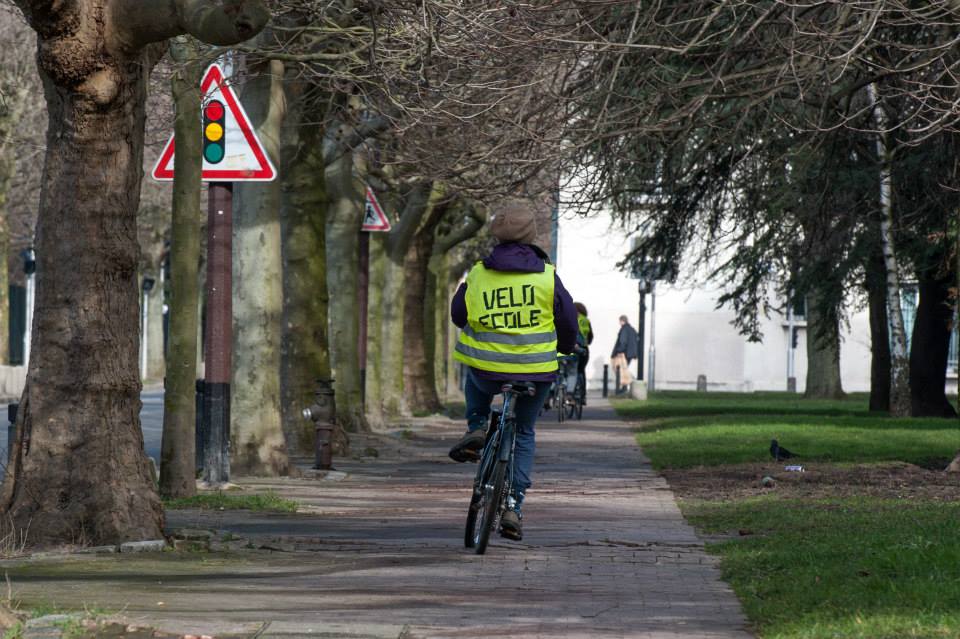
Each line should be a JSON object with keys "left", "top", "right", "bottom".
{"left": 663, "top": 461, "right": 960, "bottom": 502}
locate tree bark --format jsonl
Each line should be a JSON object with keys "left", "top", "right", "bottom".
{"left": 869, "top": 83, "right": 911, "bottom": 417}
{"left": 1, "top": 0, "right": 267, "bottom": 546}
{"left": 159, "top": 41, "right": 203, "bottom": 499}
{"left": 325, "top": 151, "right": 365, "bottom": 431}
{"left": 377, "top": 182, "right": 433, "bottom": 418}
{"left": 364, "top": 235, "right": 387, "bottom": 426}
{"left": 0, "top": 50, "right": 164, "bottom": 546}
{"left": 403, "top": 220, "right": 443, "bottom": 415}
{"left": 803, "top": 287, "right": 845, "bottom": 399}
{"left": 0, "top": 211, "right": 8, "bottom": 366}
{"left": 909, "top": 269, "right": 957, "bottom": 418}
{"left": 865, "top": 241, "right": 891, "bottom": 412}
{"left": 280, "top": 90, "right": 334, "bottom": 455}
{"left": 232, "top": 59, "right": 289, "bottom": 476}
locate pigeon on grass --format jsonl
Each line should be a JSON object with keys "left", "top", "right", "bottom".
{"left": 770, "top": 439, "right": 798, "bottom": 461}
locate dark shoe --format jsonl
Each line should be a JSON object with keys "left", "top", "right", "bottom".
{"left": 448, "top": 429, "right": 485, "bottom": 463}
{"left": 500, "top": 509, "right": 523, "bottom": 541}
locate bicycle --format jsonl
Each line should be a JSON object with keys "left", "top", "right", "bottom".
{"left": 565, "top": 370, "right": 585, "bottom": 421}
{"left": 554, "top": 367, "right": 567, "bottom": 423}
{"left": 464, "top": 381, "right": 535, "bottom": 554}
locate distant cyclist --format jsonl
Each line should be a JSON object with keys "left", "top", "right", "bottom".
{"left": 573, "top": 302, "right": 593, "bottom": 402}
{"left": 448, "top": 201, "right": 578, "bottom": 540}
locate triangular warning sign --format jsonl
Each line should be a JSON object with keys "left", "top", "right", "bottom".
{"left": 362, "top": 186, "right": 392, "bottom": 232}
{"left": 152, "top": 64, "right": 276, "bottom": 182}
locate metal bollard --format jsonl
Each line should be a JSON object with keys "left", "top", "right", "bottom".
{"left": 602, "top": 364, "right": 609, "bottom": 398}
{"left": 195, "top": 379, "right": 206, "bottom": 473}
{"left": 615, "top": 366, "right": 621, "bottom": 395}
{"left": 302, "top": 379, "right": 336, "bottom": 470}
{"left": 697, "top": 374, "right": 708, "bottom": 392}
{"left": 7, "top": 403, "right": 17, "bottom": 466}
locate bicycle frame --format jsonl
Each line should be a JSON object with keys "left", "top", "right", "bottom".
{"left": 473, "top": 390, "right": 518, "bottom": 501}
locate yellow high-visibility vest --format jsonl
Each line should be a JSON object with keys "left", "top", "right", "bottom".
{"left": 577, "top": 314, "right": 591, "bottom": 344}
{"left": 454, "top": 263, "right": 558, "bottom": 374}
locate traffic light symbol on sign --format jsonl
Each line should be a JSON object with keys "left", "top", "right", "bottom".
{"left": 203, "top": 100, "right": 226, "bottom": 164}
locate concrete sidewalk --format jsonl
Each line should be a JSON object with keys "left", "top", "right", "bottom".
{"left": 6, "top": 398, "right": 752, "bottom": 639}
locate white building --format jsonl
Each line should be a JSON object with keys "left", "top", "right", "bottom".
{"left": 556, "top": 213, "right": 959, "bottom": 394}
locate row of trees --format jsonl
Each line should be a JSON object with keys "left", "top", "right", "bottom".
{"left": 0, "top": 0, "right": 957, "bottom": 548}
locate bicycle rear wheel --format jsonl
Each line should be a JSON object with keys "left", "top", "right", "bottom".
{"left": 556, "top": 385, "right": 565, "bottom": 423}
{"left": 473, "top": 460, "right": 507, "bottom": 554}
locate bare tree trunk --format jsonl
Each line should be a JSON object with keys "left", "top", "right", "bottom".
{"left": 325, "top": 151, "right": 365, "bottom": 431}
{"left": 280, "top": 92, "right": 334, "bottom": 454}
{"left": 432, "top": 254, "right": 451, "bottom": 402}
{"left": 377, "top": 183, "right": 433, "bottom": 418}
{"left": 232, "top": 60, "right": 289, "bottom": 475}
{"left": 909, "top": 269, "right": 957, "bottom": 418}
{"left": 160, "top": 42, "right": 204, "bottom": 499}
{"left": 803, "top": 288, "right": 845, "bottom": 399}
{"left": 403, "top": 223, "right": 442, "bottom": 414}
{"left": 865, "top": 241, "right": 891, "bottom": 412}
{"left": 364, "top": 235, "right": 386, "bottom": 426}
{"left": 0, "top": 54, "right": 164, "bottom": 545}
{"left": 0, "top": 210, "right": 8, "bottom": 366}
{"left": 869, "top": 83, "right": 911, "bottom": 417}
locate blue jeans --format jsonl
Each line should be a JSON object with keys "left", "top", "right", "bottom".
{"left": 464, "top": 369, "right": 551, "bottom": 504}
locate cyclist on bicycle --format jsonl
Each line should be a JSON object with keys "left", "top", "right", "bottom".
{"left": 574, "top": 302, "right": 593, "bottom": 403}
{"left": 448, "top": 200, "right": 578, "bottom": 540}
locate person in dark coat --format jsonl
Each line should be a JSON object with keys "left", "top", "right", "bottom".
{"left": 611, "top": 315, "right": 639, "bottom": 393}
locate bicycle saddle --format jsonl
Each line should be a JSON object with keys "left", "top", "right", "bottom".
{"left": 500, "top": 381, "right": 537, "bottom": 396}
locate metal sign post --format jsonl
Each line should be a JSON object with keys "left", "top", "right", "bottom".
{"left": 203, "top": 182, "right": 233, "bottom": 484}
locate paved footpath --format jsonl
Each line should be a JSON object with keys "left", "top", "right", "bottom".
{"left": 8, "top": 397, "right": 752, "bottom": 639}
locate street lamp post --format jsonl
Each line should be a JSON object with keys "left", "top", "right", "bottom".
{"left": 648, "top": 282, "right": 657, "bottom": 392}
{"left": 141, "top": 276, "right": 156, "bottom": 380}
{"left": 22, "top": 249, "right": 35, "bottom": 368}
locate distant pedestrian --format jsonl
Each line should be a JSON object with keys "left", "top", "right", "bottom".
{"left": 611, "top": 315, "right": 638, "bottom": 394}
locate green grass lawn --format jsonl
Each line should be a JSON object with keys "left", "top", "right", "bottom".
{"left": 163, "top": 490, "right": 298, "bottom": 512}
{"left": 617, "top": 392, "right": 958, "bottom": 469}
{"left": 615, "top": 391, "right": 960, "bottom": 639}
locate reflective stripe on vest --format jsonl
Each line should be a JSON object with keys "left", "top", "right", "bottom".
{"left": 454, "top": 263, "right": 558, "bottom": 373}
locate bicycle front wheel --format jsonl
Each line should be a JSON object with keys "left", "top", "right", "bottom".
{"left": 473, "top": 459, "right": 507, "bottom": 554}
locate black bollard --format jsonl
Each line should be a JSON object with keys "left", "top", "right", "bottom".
{"left": 602, "top": 364, "right": 609, "bottom": 398}
{"left": 195, "top": 379, "right": 206, "bottom": 473}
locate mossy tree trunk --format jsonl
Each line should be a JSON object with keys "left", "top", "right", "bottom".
{"left": 159, "top": 40, "right": 204, "bottom": 499}
{"left": 403, "top": 216, "right": 444, "bottom": 415}
{"left": 325, "top": 150, "right": 366, "bottom": 431}
{"left": 280, "top": 89, "right": 335, "bottom": 454}
{"left": 232, "top": 59, "right": 290, "bottom": 476}
{"left": 363, "top": 235, "right": 387, "bottom": 426}
{"left": 375, "top": 182, "right": 433, "bottom": 419}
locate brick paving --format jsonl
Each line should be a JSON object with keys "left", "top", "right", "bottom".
{"left": 7, "top": 397, "right": 752, "bottom": 639}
